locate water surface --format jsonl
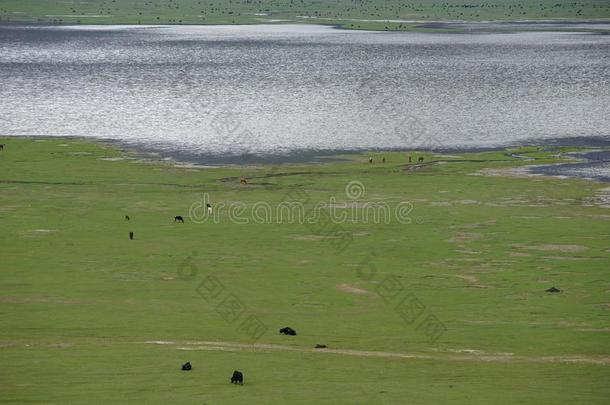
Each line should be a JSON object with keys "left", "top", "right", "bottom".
{"left": 1, "top": 24, "right": 609, "bottom": 160}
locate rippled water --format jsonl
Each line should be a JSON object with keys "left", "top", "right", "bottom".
{"left": 531, "top": 150, "right": 610, "bottom": 182}
{"left": 1, "top": 24, "right": 609, "bottom": 158}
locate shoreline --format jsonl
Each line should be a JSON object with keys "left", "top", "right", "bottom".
{"left": 1, "top": 19, "right": 609, "bottom": 33}
{"left": 2, "top": 134, "right": 609, "bottom": 183}
{"left": 3, "top": 133, "right": 610, "bottom": 163}
{"left": 527, "top": 151, "right": 610, "bottom": 183}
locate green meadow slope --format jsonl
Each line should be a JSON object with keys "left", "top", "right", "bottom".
{"left": 0, "top": 137, "right": 609, "bottom": 403}
{"left": 1, "top": 0, "right": 609, "bottom": 29}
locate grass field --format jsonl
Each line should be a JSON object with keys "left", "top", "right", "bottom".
{"left": 1, "top": 0, "right": 609, "bottom": 29}
{"left": 1, "top": 137, "right": 609, "bottom": 403}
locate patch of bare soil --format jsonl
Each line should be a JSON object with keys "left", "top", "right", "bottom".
{"left": 337, "top": 284, "right": 371, "bottom": 295}
{"left": 577, "top": 328, "right": 610, "bottom": 333}
{"left": 521, "top": 244, "right": 588, "bottom": 253}
{"left": 288, "top": 234, "right": 334, "bottom": 241}
{"left": 447, "top": 232, "right": 482, "bottom": 243}
{"left": 454, "top": 274, "right": 491, "bottom": 289}
{"left": 543, "top": 256, "right": 599, "bottom": 261}
{"left": 20, "top": 229, "right": 58, "bottom": 237}
{"left": 0, "top": 296, "right": 76, "bottom": 304}
{"left": 455, "top": 249, "right": 481, "bottom": 255}
{"left": 583, "top": 186, "right": 610, "bottom": 208}
{"left": 509, "top": 252, "right": 531, "bottom": 257}
{"left": 430, "top": 201, "right": 452, "bottom": 206}
{"left": 455, "top": 274, "right": 479, "bottom": 283}
{"left": 328, "top": 202, "right": 379, "bottom": 209}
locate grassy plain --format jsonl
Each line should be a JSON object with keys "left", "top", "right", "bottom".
{"left": 0, "top": 137, "right": 609, "bottom": 403}
{"left": 1, "top": 0, "right": 609, "bottom": 29}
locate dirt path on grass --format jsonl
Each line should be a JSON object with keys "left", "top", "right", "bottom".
{"left": 142, "top": 340, "right": 610, "bottom": 365}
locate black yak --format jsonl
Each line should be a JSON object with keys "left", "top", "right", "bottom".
{"left": 231, "top": 370, "right": 243, "bottom": 384}
{"left": 279, "top": 327, "right": 297, "bottom": 336}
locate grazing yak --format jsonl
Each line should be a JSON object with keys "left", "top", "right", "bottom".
{"left": 0, "top": 144, "right": 4, "bottom": 150}
{"left": 546, "top": 287, "right": 561, "bottom": 293}
{"left": 125, "top": 215, "right": 130, "bottom": 221}
{"left": 315, "top": 344, "right": 327, "bottom": 349}
{"left": 279, "top": 327, "right": 297, "bottom": 336}
{"left": 129, "top": 231, "right": 134, "bottom": 240}
{"left": 181, "top": 362, "right": 192, "bottom": 371}
{"left": 231, "top": 370, "right": 243, "bottom": 385}
{"left": 418, "top": 157, "right": 424, "bottom": 162}
{"left": 174, "top": 215, "right": 184, "bottom": 223}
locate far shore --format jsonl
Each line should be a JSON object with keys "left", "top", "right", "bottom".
{"left": 1, "top": 19, "right": 609, "bottom": 33}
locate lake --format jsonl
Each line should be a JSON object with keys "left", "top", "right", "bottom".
{"left": 1, "top": 23, "right": 609, "bottom": 161}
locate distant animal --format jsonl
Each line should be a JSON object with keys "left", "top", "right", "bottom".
{"left": 545, "top": 287, "right": 561, "bottom": 293}
{"left": 315, "top": 344, "right": 327, "bottom": 349}
{"left": 240, "top": 177, "right": 247, "bottom": 185}
{"left": 0, "top": 144, "right": 4, "bottom": 150}
{"left": 129, "top": 231, "right": 134, "bottom": 240}
{"left": 230, "top": 370, "right": 243, "bottom": 385}
{"left": 368, "top": 157, "right": 373, "bottom": 164}
{"left": 181, "top": 362, "right": 192, "bottom": 371}
{"left": 408, "top": 155, "right": 412, "bottom": 163}
{"left": 206, "top": 203, "right": 212, "bottom": 215}
{"left": 418, "top": 157, "right": 424, "bottom": 163}
{"left": 279, "top": 327, "right": 297, "bottom": 336}
{"left": 125, "top": 215, "right": 130, "bottom": 221}
{"left": 174, "top": 215, "right": 184, "bottom": 223}
{"left": 382, "top": 157, "right": 386, "bottom": 163}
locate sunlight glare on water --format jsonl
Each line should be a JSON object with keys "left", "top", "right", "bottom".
{"left": 0, "top": 24, "right": 609, "bottom": 157}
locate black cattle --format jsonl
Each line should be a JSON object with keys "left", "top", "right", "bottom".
{"left": 231, "top": 370, "right": 243, "bottom": 385}
{"left": 368, "top": 157, "right": 373, "bottom": 164}
{"left": 315, "top": 344, "right": 327, "bottom": 349}
{"left": 0, "top": 144, "right": 4, "bottom": 150}
{"left": 129, "top": 231, "right": 134, "bottom": 240}
{"left": 545, "top": 287, "right": 561, "bottom": 293}
{"left": 174, "top": 216, "right": 184, "bottom": 223}
{"left": 181, "top": 362, "right": 192, "bottom": 371}
{"left": 418, "top": 157, "right": 424, "bottom": 162}
{"left": 408, "top": 155, "right": 412, "bottom": 163}
{"left": 125, "top": 215, "right": 130, "bottom": 221}
{"left": 382, "top": 157, "right": 386, "bottom": 163}
{"left": 279, "top": 327, "right": 296, "bottom": 336}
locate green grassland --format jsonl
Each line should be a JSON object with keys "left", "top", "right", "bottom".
{"left": 1, "top": 0, "right": 609, "bottom": 29}
{"left": 1, "top": 137, "right": 609, "bottom": 403}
